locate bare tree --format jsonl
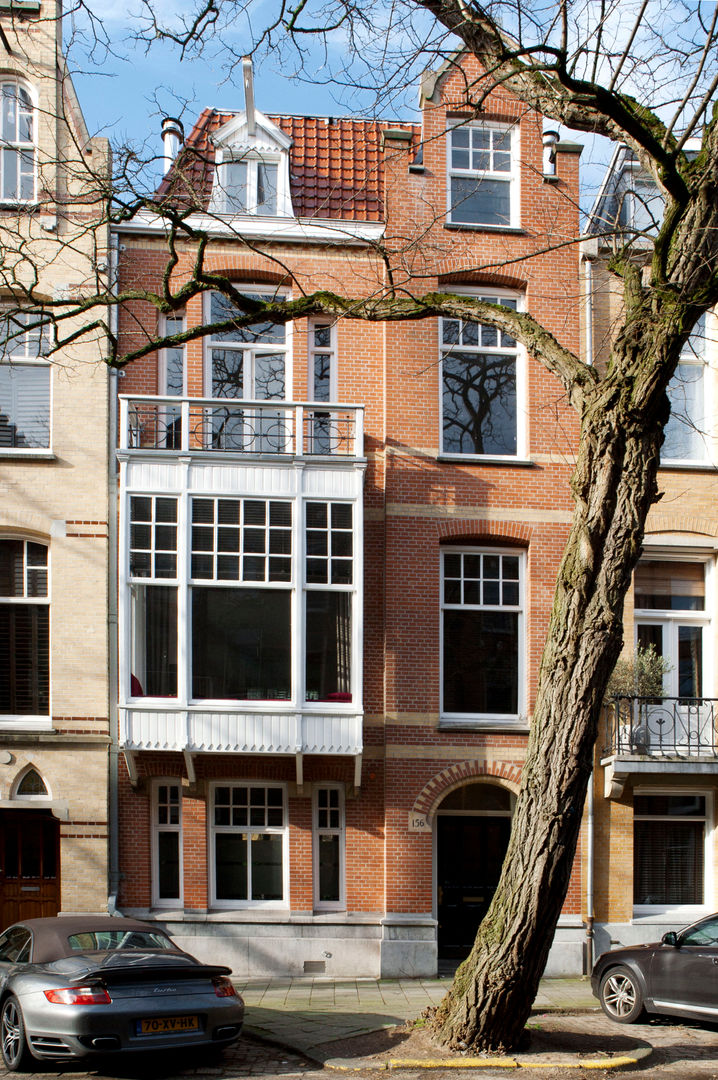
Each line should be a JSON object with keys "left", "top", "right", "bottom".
{"left": 6, "top": 0, "right": 718, "bottom": 1055}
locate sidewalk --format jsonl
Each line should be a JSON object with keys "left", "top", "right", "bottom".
{"left": 234, "top": 975, "right": 642, "bottom": 1071}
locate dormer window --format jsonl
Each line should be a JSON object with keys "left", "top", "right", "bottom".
{"left": 210, "top": 109, "right": 293, "bottom": 218}
{"left": 219, "top": 156, "right": 279, "bottom": 215}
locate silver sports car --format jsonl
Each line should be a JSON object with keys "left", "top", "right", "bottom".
{"left": 0, "top": 916, "right": 244, "bottom": 1070}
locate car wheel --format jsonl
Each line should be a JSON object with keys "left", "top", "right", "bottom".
{"left": 599, "top": 966, "right": 645, "bottom": 1023}
{"left": 1, "top": 995, "right": 32, "bottom": 1071}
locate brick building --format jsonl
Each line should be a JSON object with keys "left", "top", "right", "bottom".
{"left": 583, "top": 147, "right": 718, "bottom": 960}
{"left": 0, "top": 0, "right": 111, "bottom": 925}
{"left": 113, "top": 54, "right": 586, "bottom": 975}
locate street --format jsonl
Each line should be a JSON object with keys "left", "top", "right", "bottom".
{"left": 2, "top": 1015, "right": 718, "bottom": 1080}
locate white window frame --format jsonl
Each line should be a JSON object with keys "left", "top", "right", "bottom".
{"left": 447, "top": 120, "right": 520, "bottom": 229}
{"left": 0, "top": 537, "right": 51, "bottom": 730}
{"left": 0, "top": 81, "right": 36, "bottom": 204}
{"left": 151, "top": 779, "right": 183, "bottom": 908}
{"left": 203, "top": 286, "right": 292, "bottom": 404}
{"left": 633, "top": 786, "right": 713, "bottom": 920}
{"left": 662, "top": 312, "right": 715, "bottom": 466}
{"left": 0, "top": 310, "right": 52, "bottom": 454}
{"left": 212, "top": 144, "right": 293, "bottom": 217}
{"left": 634, "top": 553, "right": 713, "bottom": 699}
{"left": 440, "top": 546, "right": 526, "bottom": 725}
{"left": 313, "top": 784, "right": 345, "bottom": 911}
{"left": 439, "top": 288, "right": 526, "bottom": 460}
{"left": 160, "top": 312, "right": 186, "bottom": 397}
{"left": 308, "top": 320, "right": 337, "bottom": 402}
{"left": 209, "top": 781, "right": 289, "bottom": 909}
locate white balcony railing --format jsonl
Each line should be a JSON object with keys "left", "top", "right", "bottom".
{"left": 119, "top": 396, "right": 364, "bottom": 458}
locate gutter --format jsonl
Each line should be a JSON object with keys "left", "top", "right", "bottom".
{"left": 107, "top": 232, "right": 121, "bottom": 913}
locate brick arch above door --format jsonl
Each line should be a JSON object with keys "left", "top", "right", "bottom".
{"left": 412, "top": 761, "right": 522, "bottom": 823}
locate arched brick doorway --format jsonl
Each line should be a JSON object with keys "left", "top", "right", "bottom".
{"left": 436, "top": 782, "right": 514, "bottom": 959}
{"left": 0, "top": 810, "right": 60, "bottom": 929}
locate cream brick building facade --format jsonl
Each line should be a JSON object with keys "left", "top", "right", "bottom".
{"left": 0, "top": 0, "right": 111, "bottom": 924}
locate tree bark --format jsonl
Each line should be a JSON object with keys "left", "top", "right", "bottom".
{"left": 430, "top": 335, "right": 668, "bottom": 1051}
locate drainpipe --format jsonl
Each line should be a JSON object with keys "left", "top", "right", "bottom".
{"left": 107, "top": 232, "right": 121, "bottom": 914}
{"left": 585, "top": 769, "right": 595, "bottom": 972}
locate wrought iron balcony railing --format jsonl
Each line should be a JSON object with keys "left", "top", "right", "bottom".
{"left": 604, "top": 696, "right": 718, "bottom": 757}
{"left": 118, "top": 396, "right": 364, "bottom": 458}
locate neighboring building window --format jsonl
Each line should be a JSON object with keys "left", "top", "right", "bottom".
{"left": 305, "top": 502, "right": 353, "bottom": 702}
{"left": 0, "top": 82, "right": 35, "bottom": 202}
{"left": 448, "top": 122, "right": 517, "bottom": 227}
{"left": 442, "top": 549, "right": 523, "bottom": 720}
{"left": 634, "top": 793, "right": 707, "bottom": 907}
{"left": 0, "top": 310, "right": 50, "bottom": 449}
{"left": 634, "top": 560, "right": 708, "bottom": 698}
{"left": 441, "top": 296, "right": 521, "bottom": 456}
{"left": 153, "top": 781, "right": 182, "bottom": 906}
{"left": 313, "top": 785, "right": 345, "bottom": 909}
{"left": 15, "top": 767, "right": 47, "bottom": 796}
{"left": 0, "top": 538, "right": 49, "bottom": 718}
{"left": 211, "top": 783, "right": 286, "bottom": 906}
{"left": 663, "top": 314, "right": 709, "bottom": 463}
{"left": 207, "top": 290, "right": 289, "bottom": 452}
{"left": 216, "top": 157, "right": 279, "bottom": 215}
{"left": 129, "top": 496, "right": 178, "bottom": 698}
{"left": 161, "top": 312, "right": 186, "bottom": 449}
{"left": 617, "top": 172, "right": 663, "bottom": 235}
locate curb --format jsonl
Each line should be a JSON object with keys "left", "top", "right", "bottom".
{"left": 323, "top": 1045, "right": 653, "bottom": 1071}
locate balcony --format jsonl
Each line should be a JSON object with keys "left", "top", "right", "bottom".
{"left": 119, "top": 396, "right": 364, "bottom": 458}
{"left": 602, "top": 696, "right": 718, "bottom": 797}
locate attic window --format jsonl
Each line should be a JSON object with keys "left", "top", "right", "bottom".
{"left": 219, "top": 157, "right": 279, "bottom": 215}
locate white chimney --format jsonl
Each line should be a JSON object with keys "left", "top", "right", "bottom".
{"left": 542, "top": 130, "right": 559, "bottom": 179}
{"left": 161, "top": 117, "right": 184, "bottom": 175}
{"left": 242, "top": 56, "right": 256, "bottom": 136}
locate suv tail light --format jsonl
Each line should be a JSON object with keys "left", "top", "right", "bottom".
{"left": 212, "top": 976, "right": 237, "bottom": 998}
{"left": 44, "top": 986, "right": 112, "bottom": 1005}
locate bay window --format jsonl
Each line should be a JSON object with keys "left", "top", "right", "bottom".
{"left": 305, "top": 502, "right": 353, "bottom": 701}
{"left": 441, "top": 548, "right": 523, "bottom": 721}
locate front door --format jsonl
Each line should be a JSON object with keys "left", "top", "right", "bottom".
{"left": 437, "top": 815, "right": 511, "bottom": 958}
{"left": 0, "top": 811, "right": 60, "bottom": 928}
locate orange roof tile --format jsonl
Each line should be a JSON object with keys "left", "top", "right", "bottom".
{"left": 157, "top": 109, "right": 419, "bottom": 222}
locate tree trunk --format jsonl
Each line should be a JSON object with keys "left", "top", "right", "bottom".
{"left": 430, "top": 362, "right": 665, "bottom": 1052}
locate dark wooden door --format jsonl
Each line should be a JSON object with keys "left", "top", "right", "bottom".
{"left": 437, "top": 815, "right": 510, "bottom": 958}
{"left": 0, "top": 811, "right": 60, "bottom": 929}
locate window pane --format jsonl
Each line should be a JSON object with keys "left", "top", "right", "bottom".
{"left": 664, "top": 362, "right": 706, "bottom": 460}
{"left": 215, "top": 833, "right": 247, "bottom": 900}
{"left": 0, "top": 539, "right": 23, "bottom": 596}
{"left": 251, "top": 834, "right": 283, "bottom": 900}
{"left": 192, "top": 588, "right": 290, "bottom": 699}
{"left": 130, "top": 585, "right": 177, "bottom": 697}
{"left": 319, "top": 834, "right": 340, "bottom": 901}
{"left": 0, "top": 363, "right": 50, "bottom": 447}
{"left": 256, "top": 162, "right": 278, "bottom": 214}
{"left": 0, "top": 604, "right": 49, "bottom": 713}
{"left": 158, "top": 831, "right": 180, "bottom": 900}
{"left": 443, "top": 610, "right": 518, "bottom": 714}
{"left": 443, "top": 352, "right": 517, "bottom": 455}
{"left": 450, "top": 177, "right": 511, "bottom": 226}
{"left": 223, "top": 160, "right": 247, "bottom": 211}
{"left": 634, "top": 819, "right": 703, "bottom": 904}
{"left": 305, "top": 592, "right": 352, "bottom": 701}
{"left": 678, "top": 625, "right": 702, "bottom": 697}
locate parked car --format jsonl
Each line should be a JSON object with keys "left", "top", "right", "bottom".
{"left": 0, "top": 916, "right": 243, "bottom": 1070}
{"left": 592, "top": 911, "right": 718, "bottom": 1023}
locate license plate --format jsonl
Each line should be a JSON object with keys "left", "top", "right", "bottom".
{"left": 137, "top": 1015, "right": 200, "bottom": 1036}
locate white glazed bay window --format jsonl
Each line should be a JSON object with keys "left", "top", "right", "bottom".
{"left": 211, "top": 783, "right": 287, "bottom": 905}
{"left": 127, "top": 493, "right": 357, "bottom": 705}
{"left": 448, "top": 122, "right": 518, "bottom": 227}
{"left": 441, "top": 295, "right": 522, "bottom": 457}
{"left": 0, "top": 82, "right": 34, "bottom": 202}
{"left": 441, "top": 549, "right": 523, "bottom": 722}
{"left": 0, "top": 311, "right": 50, "bottom": 450}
